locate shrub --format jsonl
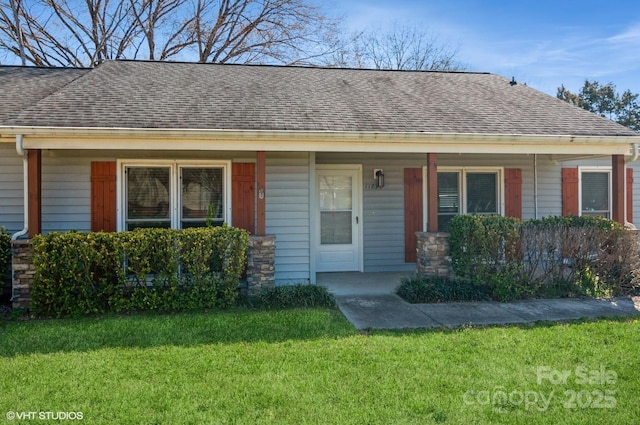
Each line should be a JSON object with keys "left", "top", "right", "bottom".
{"left": 0, "top": 227, "right": 10, "bottom": 274}
{"left": 448, "top": 215, "right": 530, "bottom": 301}
{"left": 0, "top": 227, "right": 10, "bottom": 299}
{"left": 31, "top": 226, "right": 249, "bottom": 317}
{"left": 447, "top": 214, "right": 640, "bottom": 301}
{"left": 256, "top": 284, "right": 336, "bottom": 309}
{"left": 396, "top": 275, "right": 491, "bottom": 303}
{"left": 520, "top": 216, "right": 638, "bottom": 297}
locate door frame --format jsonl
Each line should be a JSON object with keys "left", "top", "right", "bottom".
{"left": 313, "top": 164, "right": 364, "bottom": 273}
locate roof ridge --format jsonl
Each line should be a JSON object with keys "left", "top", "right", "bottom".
{"left": 0, "top": 64, "right": 92, "bottom": 70}
{"left": 104, "top": 59, "right": 492, "bottom": 76}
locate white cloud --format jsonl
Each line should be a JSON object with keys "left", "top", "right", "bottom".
{"left": 607, "top": 23, "right": 640, "bottom": 44}
{"left": 337, "top": 2, "right": 640, "bottom": 95}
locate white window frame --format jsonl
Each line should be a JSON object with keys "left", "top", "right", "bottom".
{"left": 422, "top": 167, "right": 505, "bottom": 231}
{"left": 117, "top": 159, "right": 232, "bottom": 231}
{"left": 578, "top": 166, "right": 612, "bottom": 218}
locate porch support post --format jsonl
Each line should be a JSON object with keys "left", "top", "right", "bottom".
{"left": 27, "top": 149, "right": 41, "bottom": 237}
{"left": 612, "top": 154, "right": 625, "bottom": 224}
{"left": 426, "top": 153, "right": 438, "bottom": 232}
{"left": 256, "top": 150, "right": 266, "bottom": 235}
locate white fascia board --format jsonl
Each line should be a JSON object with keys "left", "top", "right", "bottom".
{"left": 4, "top": 126, "right": 639, "bottom": 156}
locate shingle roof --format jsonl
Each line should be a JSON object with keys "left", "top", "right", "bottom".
{"left": 0, "top": 66, "right": 89, "bottom": 125}
{"left": 6, "top": 60, "right": 638, "bottom": 136}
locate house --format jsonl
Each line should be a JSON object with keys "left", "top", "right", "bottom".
{"left": 1, "top": 61, "right": 639, "bottom": 302}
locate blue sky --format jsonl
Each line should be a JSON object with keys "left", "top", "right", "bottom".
{"left": 333, "top": 0, "right": 640, "bottom": 96}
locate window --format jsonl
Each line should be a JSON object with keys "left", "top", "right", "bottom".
{"left": 120, "top": 161, "right": 230, "bottom": 230}
{"left": 126, "top": 166, "right": 171, "bottom": 229}
{"left": 181, "top": 167, "right": 224, "bottom": 228}
{"left": 580, "top": 169, "right": 611, "bottom": 218}
{"left": 437, "top": 172, "right": 460, "bottom": 232}
{"left": 430, "top": 168, "right": 503, "bottom": 232}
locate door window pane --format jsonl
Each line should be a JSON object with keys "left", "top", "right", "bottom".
{"left": 467, "top": 173, "right": 497, "bottom": 214}
{"left": 181, "top": 168, "right": 224, "bottom": 228}
{"left": 581, "top": 172, "right": 609, "bottom": 218}
{"left": 319, "top": 176, "right": 352, "bottom": 210}
{"left": 321, "top": 211, "right": 352, "bottom": 244}
{"left": 126, "top": 167, "right": 171, "bottom": 230}
{"left": 319, "top": 175, "right": 353, "bottom": 245}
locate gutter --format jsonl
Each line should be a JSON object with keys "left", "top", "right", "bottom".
{"left": 11, "top": 134, "right": 28, "bottom": 241}
{"left": 533, "top": 154, "right": 538, "bottom": 219}
{"left": 2, "top": 125, "right": 640, "bottom": 144}
{"left": 3, "top": 126, "right": 639, "bottom": 156}
{"left": 10, "top": 134, "right": 27, "bottom": 303}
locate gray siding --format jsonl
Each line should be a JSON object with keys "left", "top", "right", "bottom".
{"left": 266, "top": 153, "right": 311, "bottom": 284}
{"left": 42, "top": 156, "right": 92, "bottom": 232}
{"left": 0, "top": 143, "right": 23, "bottom": 233}
{"left": 318, "top": 153, "right": 556, "bottom": 272}
{"left": 316, "top": 153, "right": 632, "bottom": 272}
{"left": 438, "top": 154, "right": 550, "bottom": 220}
{"left": 4, "top": 147, "right": 640, "bottom": 278}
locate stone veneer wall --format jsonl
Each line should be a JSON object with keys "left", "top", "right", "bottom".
{"left": 10, "top": 235, "right": 277, "bottom": 310}
{"left": 245, "top": 235, "right": 276, "bottom": 295}
{"left": 415, "top": 232, "right": 451, "bottom": 278}
{"left": 11, "top": 240, "right": 34, "bottom": 309}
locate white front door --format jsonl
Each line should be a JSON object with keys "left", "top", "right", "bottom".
{"left": 316, "top": 166, "right": 361, "bottom": 272}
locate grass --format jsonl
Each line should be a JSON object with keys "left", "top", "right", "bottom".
{"left": 1, "top": 309, "right": 639, "bottom": 424}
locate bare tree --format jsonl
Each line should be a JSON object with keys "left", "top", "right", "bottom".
{"left": 0, "top": 0, "right": 341, "bottom": 67}
{"left": 0, "top": 0, "right": 140, "bottom": 66}
{"left": 128, "top": 0, "right": 194, "bottom": 61}
{"left": 332, "top": 23, "right": 465, "bottom": 71}
{"left": 189, "top": 0, "right": 339, "bottom": 65}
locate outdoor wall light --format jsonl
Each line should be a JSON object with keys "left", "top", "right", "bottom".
{"left": 374, "top": 169, "right": 385, "bottom": 189}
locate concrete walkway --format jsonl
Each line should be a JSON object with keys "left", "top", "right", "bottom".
{"left": 335, "top": 294, "right": 640, "bottom": 330}
{"left": 317, "top": 272, "right": 640, "bottom": 330}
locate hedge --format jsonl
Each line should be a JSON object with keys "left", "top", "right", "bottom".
{"left": 255, "top": 284, "right": 337, "bottom": 309}
{"left": 396, "top": 275, "right": 491, "bottom": 303}
{"left": 448, "top": 215, "right": 640, "bottom": 301}
{"left": 31, "top": 226, "right": 249, "bottom": 317}
{"left": 1, "top": 227, "right": 10, "bottom": 295}
{"left": 0, "top": 227, "right": 9, "bottom": 271}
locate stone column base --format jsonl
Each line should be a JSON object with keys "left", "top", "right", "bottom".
{"left": 246, "top": 235, "right": 276, "bottom": 295}
{"left": 11, "top": 239, "right": 34, "bottom": 310}
{"left": 416, "top": 232, "right": 451, "bottom": 278}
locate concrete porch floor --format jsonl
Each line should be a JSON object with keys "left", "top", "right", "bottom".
{"left": 317, "top": 271, "right": 411, "bottom": 296}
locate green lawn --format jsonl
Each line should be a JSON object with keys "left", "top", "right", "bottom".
{"left": 0, "top": 309, "right": 638, "bottom": 424}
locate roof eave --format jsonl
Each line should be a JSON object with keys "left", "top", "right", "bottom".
{"left": 1, "top": 126, "right": 638, "bottom": 155}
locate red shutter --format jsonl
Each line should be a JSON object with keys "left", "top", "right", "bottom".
{"left": 627, "top": 168, "right": 634, "bottom": 223}
{"left": 27, "top": 150, "right": 42, "bottom": 237}
{"left": 504, "top": 168, "right": 522, "bottom": 219}
{"left": 91, "top": 162, "right": 117, "bottom": 232}
{"left": 404, "top": 168, "right": 423, "bottom": 263}
{"left": 562, "top": 168, "right": 579, "bottom": 216}
{"left": 232, "top": 162, "right": 255, "bottom": 234}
